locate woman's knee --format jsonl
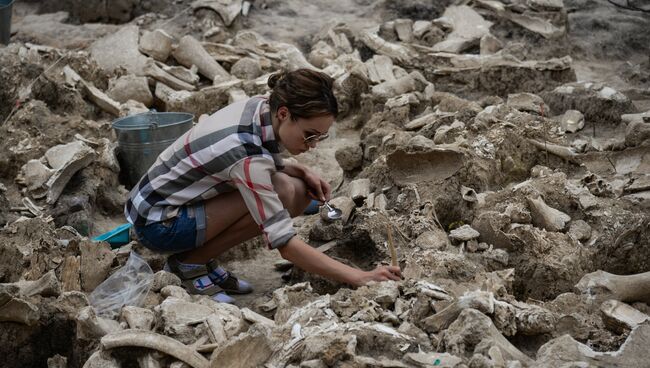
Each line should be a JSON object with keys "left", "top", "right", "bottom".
{"left": 272, "top": 173, "right": 310, "bottom": 216}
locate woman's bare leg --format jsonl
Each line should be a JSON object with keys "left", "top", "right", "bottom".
{"left": 179, "top": 172, "right": 311, "bottom": 264}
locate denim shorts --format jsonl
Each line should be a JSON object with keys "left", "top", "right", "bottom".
{"left": 134, "top": 203, "right": 207, "bottom": 253}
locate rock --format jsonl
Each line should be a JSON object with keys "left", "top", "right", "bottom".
{"left": 449, "top": 225, "right": 480, "bottom": 242}
{"left": 335, "top": 143, "right": 363, "bottom": 171}
{"left": 541, "top": 82, "right": 637, "bottom": 125}
{"left": 139, "top": 29, "right": 174, "bottom": 62}
{"left": 120, "top": 306, "right": 155, "bottom": 330}
{"left": 480, "top": 33, "right": 503, "bottom": 55}
{"left": 535, "top": 322, "right": 650, "bottom": 367}
{"left": 567, "top": 220, "right": 591, "bottom": 241}
{"left": 151, "top": 271, "right": 182, "bottom": 292}
{"left": 80, "top": 240, "right": 115, "bottom": 292}
{"left": 349, "top": 178, "right": 371, "bottom": 204}
{"left": 432, "top": 6, "right": 493, "bottom": 53}
{"left": 625, "top": 120, "right": 650, "bottom": 147}
{"left": 90, "top": 25, "right": 148, "bottom": 75}
{"left": 415, "top": 53, "right": 576, "bottom": 97}
{"left": 76, "top": 306, "right": 122, "bottom": 340}
{"left": 394, "top": 19, "right": 414, "bottom": 42}
{"left": 107, "top": 74, "right": 153, "bottom": 106}
{"left": 527, "top": 196, "right": 571, "bottom": 232}
{"left": 308, "top": 41, "right": 338, "bottom": 69}
{"left": 0, "top": 288, "right": 39, "bottom": 325}
{"left": 230, "top": 57, "right": 262, "bottom": 80}
{"left": 404, "top": 352, "right": 463, "bottom": 368}
{"left": 17, "top": 159, "right": 54, "bottom": 193}
{"left": 560, "top": 109, "right": 585, "bottom": 133}
{"left": 209, "top": 324, "right": 273, "bottom": 368}
{"left": 414, "top": 229, "right": 450, "bottom": 250}
{"left": 506, "top": 92, "right": 548, "bottom": 114}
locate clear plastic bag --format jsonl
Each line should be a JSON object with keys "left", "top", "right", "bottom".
{"left": 89, "top": 251, "right": 154, "bottom": 319}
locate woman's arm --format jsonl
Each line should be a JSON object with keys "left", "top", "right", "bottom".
{"left": 278, "top": 236, "right": 401, "bottom": 287}
{"left": 281, "top": 162, "right": 331, "bottom": 202}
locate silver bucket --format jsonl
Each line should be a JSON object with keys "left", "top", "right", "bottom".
{"left": 112, "top": 111, "right": 194, "bottom": 188}
{"left": 0, "top": 0, "right": 14, "bottom": 45}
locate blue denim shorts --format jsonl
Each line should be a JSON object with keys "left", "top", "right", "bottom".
{"left": 134, "top": 203, "right": 207, "bottom": 253}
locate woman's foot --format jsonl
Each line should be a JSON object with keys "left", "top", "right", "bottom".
{"left": 164, "top": 255, "right": 240, "bottom": 303}
{"left": 206, "top": 259, "right": 254, "bottom": 294}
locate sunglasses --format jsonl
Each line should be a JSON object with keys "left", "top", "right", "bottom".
{"left": 303, "top": 132, "right": 329, "bottom": 144}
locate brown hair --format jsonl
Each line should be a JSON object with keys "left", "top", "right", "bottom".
{"left": 267, "top": 69, "right": 338, "bottom": 120}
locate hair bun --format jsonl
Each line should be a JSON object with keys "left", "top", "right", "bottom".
{"left": 267, "top": 71, "right": 287, "bottom": 89}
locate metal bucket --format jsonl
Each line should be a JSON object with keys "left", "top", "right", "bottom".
{"left": 0, "top": 0, "right": 14, "bottom": 45}
{"left": 112, "top": 112, "right": 194, "bottom": 187}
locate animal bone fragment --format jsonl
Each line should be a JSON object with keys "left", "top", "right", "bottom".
{"left": 173, "top": 36, "right": 230, "bottom": 82}
{"left": 600, "top": 299, "right": 650, "bottom": 333}
{"left": 101, "top": 330, "right": 210, "bottom": 368}
{"left": 526, "top": 196, "right": 571, "bottom": 232}
{"left": 575, "top": 270, "right": 650, "bottom": 304}
{"left": 144, "top": 59, "right": 197, "bottom": 91}
{"left": 16, "top": 270, "right": 60, "bottom": 297}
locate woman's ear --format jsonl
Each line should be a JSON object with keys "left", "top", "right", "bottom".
{"left": 277, "top": 106, "right": 290, "bottom": 122}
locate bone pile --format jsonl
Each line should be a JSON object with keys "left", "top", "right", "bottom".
{"left": 1, "top": 0, "right": 650, "bottom": 367}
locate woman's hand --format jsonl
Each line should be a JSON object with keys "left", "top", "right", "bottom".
{"left": 303, "top": 168, "right": 331, "bottom": 203}
{"left": 350, "top": 265, "right": 402, "bottom": 287}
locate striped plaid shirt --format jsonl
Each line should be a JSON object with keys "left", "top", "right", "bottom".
{"left": 125, "top": 96, "right": 296, "bottom": 249}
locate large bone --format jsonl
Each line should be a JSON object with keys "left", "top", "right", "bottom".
{"left": 16, "top": 270, "right": 61, "bottom": 297}
{"left": 528, "top": 139, "right": 580, "bottom": 163}
{"left": 76, "top": 306, "right": 122, "bottom": 340}
{"left": 101, "top": 330, "right": 210, "bottom": 368}
{"left": 422, "top": 291, "right": 494, "bottom": 333}
{"left": 172, "top": 36, "right": 230, "bottom": 82}
{"left": 526, "top": 196, "right": 571, "bottom": 232}
{"left": 575, "top": 270, "right": 650, "bottom": 304}
{"left": 143, "top": 59, "right": 197, "bottom": 91}
{"left": 45, "top": 146, "right": 96, "bottom": 204}
{"left": 358, "top": 30, "right": 414, "bottom": 64}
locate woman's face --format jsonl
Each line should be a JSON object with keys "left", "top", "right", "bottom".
{"left": 276, "top": 106, "right": 334, "bottom": 155}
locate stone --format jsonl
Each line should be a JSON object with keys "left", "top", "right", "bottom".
{"left": 209, "top": 324, "right": 273, "bottom": 368}
{"left": 107, "top": 74, "right": 153, "bottom": 106}
{"left": 17, "top": 159, "right": 54, "bottom": 193}
{"left": 139, "top": 29, "right": 174, "bottom": 62}
{"left": 527, "top": 196, "right": 571, "bottom": 232}
{"left": 541, "top": 82, "right": 637, "bottom": 125}
{"left": 432, "top": 6, "right": 493, "bottom": 53}
{"left": 449, "top": 225, "right": 480, "bottom": 242}
{"left": 90, "top": 25, "right": 148, "bottom": 75}
{"left": 349, "top": 179, "right": 371, "bottom": 204}
{"left": 335, "top": 143, "right": 363, "bottom": 171}
{"left": 394, "top": 19, "right": 414, "bottom": 42}
{"left": 480, "top": 33, "right": 503, "bottom": 55}
{"left": 308, "top": 41, "right": 338, "bottom": 69}
{"left": 506, "top": 92, "right": 548, "bottom": 114}
{"left": 230, "top": 57, "right": 262, "bottom": 80}
{"left": 414, "top": 229, "right": 450, "bottom": 250}
{"left": 560, "top": 109, "right": 585, "bottom": 133}
{"left": 121, "top": 306, "right": 155, "bottom": 330}
{"left": 567, "top": 220, "right": 591, "bottom": 241}
{"left": 625, "top": 120, "right": 650, "bottom": 147}
{"left": 151, "top": 271, "right": 182, "bottom": 292}
{"left": 535, "top": 322, "right": 650, "bottom": 367}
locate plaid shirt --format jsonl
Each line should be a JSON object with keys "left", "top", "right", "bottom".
{"left": 125, "top": 96, "right": 296, "bottom": 249}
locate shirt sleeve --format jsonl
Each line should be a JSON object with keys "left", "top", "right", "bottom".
{"left": 229, "top": 156, "right": 296, "bottom": 249}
